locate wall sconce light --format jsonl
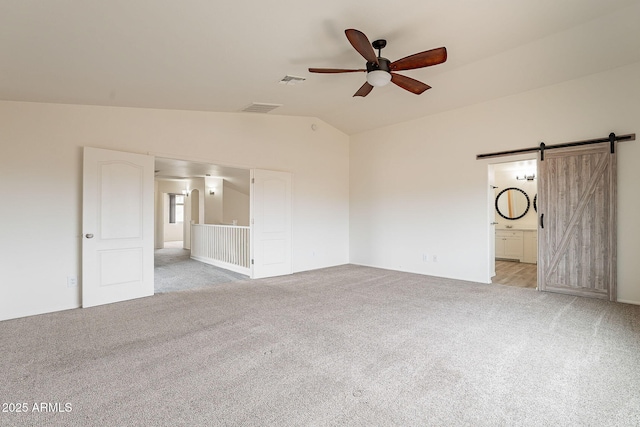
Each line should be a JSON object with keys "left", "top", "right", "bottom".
{"left": 209, "top": 190, "right": 215, "bottom": 195}
{"left": 516, "top": 174, "right": 536, "bottom": 181}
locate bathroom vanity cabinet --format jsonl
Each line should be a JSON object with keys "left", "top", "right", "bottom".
{"left": 495, "top": 229, "right": 537, "bottom": 264}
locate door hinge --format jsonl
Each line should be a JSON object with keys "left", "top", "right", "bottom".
{"left": 251, "top": 259, "right": 254, "bottom": 265}
{"left": 251, "top": 178, "right": 255, "bottom": 184}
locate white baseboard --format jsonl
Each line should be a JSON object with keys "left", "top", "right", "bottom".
{"left": 616, "top": 299, "right": 640, "bottom": 306}
{"left": 190, "top": 255, "right": 250, "bottom": 276}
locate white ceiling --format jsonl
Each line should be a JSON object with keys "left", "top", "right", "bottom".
{"left": 2, "top": 0, "right": 640, "bottom": 135}
{"left": 155, "top": 157, "right": 250, "bottom": 194}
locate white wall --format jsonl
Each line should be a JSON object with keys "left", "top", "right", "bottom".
{"left": 223, "top": 184, "right": 250, "bottom": 226}
{"left": 186, "top": 177, "right": 206, "bottom": 225}
{"left": 350, "top": 60, "right": 640, "bottom": 304}
{"left": 204, "top": 177, "right": 224, "bottom": 224}
{"left": 0, "top": 103, "right": 350, "bottom": 321}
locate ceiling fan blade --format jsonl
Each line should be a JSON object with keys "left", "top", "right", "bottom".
{"left": 308, "top": 68, "right": 366, "bottom": 73}
{"left": 390, "top": 47, "right": 447, "bottom": 71}
{"left": 345, "top": 29, "right": 379, "bottom": 65}
{"left": 390, "top": 73, "right": 431, "bottom": 95}
{"left": 353, "top": 82, "right": 374, "bottom": 97}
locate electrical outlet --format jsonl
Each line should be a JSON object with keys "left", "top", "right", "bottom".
{"left": 432, "top": 255, "right": 438, "bottom": 263}
{"left": 67, "top": 276, "right": 78, "bottom": 288}
{"left": 423, "top": 253, "right": 430, "bottom": 262}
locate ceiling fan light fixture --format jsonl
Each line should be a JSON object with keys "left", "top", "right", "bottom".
{"left": 366, "top": 70, "right": 391, "bottom": 87}
{"left": 308, "top": 29, "right": 447, "bottom": 97}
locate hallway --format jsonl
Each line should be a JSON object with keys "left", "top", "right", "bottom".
{"left": 154, "top": 247, "right": 248, "bottom": 293}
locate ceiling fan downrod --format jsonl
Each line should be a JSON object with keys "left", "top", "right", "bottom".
{"left": 372, "top": 39, "right": 387, "bottom": 59}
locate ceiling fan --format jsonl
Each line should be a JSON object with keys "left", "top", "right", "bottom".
{"left": 309, "top": 29, "right": 447, "bottom": 97}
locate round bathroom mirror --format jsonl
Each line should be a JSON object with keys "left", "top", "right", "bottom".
{"left": 495, "top": 187, "right": 530, "bottom": 220}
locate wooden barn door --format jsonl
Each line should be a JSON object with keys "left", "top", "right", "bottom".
{"left": 538, "top": 142, "right": 616, "bottom": 301}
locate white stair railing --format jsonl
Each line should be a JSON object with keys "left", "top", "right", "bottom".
{"left": 191, "top": 224, "right": 250, "bottom": 276}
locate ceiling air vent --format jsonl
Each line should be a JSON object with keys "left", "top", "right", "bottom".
{"left": 240, "top": 103, "right": 282, "bottom": 114}
{"left": 279, "top": 75, "right": 306, "bottom": 85}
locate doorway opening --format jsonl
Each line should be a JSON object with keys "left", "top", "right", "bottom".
{"left": 489, "top": 159, "right": 538, "bottom": 289}
{"left": 82, "top": 147, "right": 293, "bottom": 308}
{"left": 154, "top": 157, "right": 251, "bottom": 293}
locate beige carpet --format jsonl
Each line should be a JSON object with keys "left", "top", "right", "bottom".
{"left": 1, "top": 265, "right": 639, "bottom": 426}
{"left": 154, "top": 247, "right": 247, "bottom": 293}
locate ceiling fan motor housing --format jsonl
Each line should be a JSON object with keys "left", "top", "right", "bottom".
{"left": 367, "top": 57, "right": 390, "bottom": 73}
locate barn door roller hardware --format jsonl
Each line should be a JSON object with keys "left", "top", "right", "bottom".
{"left": 476, "top": 133, "right": 635, "bottom": 160}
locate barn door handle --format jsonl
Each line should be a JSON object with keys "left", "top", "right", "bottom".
{"left": 540, "top": 214, "right": 544, "bottom": 229}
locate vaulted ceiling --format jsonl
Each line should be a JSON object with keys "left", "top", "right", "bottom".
{"left": 2, "top": 0, "right": 639, "bottom": 135}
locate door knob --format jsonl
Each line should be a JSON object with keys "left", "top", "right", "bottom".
{"left": 85, "top": 234, "right": 94, "bottom": 239}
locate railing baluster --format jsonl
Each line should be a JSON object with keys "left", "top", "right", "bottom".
{"left": 190, "top": 223, "right": 251, "bottom": 275}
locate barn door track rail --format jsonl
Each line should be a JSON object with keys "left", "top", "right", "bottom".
{"left": 476, "top": 132, "right": 635, "bottom": 160}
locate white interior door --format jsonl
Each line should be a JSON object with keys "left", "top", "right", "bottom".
{"left": 251, "top": 169, "right": 292, "bottom": 279}
{"left": 82, "top": 147, "right": 155, "bottom": 307}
